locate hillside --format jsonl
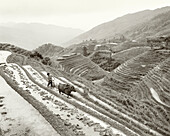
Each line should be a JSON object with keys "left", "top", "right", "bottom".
{"left": 125, "top": 10, "right": 170, "bottom": 40}
{"left": 35, "top": 43, "right": 64, "bottom": 57}
{"left": 57, "top": 39, "right": 98, "bottom": 57}
{"left": 0, "top": 23, "right": 84, "bottom": 50}
{"left": 1, "top": 43, "right": 170, "bottom": 136}
{"left": 102, "top": 50, "right": 170, "bottom": 93}
{"left": 66, "top": 6, "right": 170, "bottom": 45}
{"left": 90, "top": 46, "right": 150, "bottom": 72}
{"left": 56, "top": 53, "right": 107, "bottom": 80}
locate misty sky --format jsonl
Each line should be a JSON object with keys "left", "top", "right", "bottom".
{"left": 0, "top": 0, "right": 170, "bottom": 30}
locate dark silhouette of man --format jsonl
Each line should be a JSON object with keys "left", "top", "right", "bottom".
{"left": 47, "top": 73, "right": 53, "bottom": 87}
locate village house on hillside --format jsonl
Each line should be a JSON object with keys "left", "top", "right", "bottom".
{"left": 94, "top": 44, "right": 109, "bottom": 51}
{"left": 147, "top": 36, "right": 170, "bottom": 49}
{"left": 94, "top": 43, "right": 118, "bottom": 51}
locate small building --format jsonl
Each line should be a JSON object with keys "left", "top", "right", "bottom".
{"left": 132, "top": 40, "right": 137, "bottom": 43}
{"left": 56, "top": 57, "right": 65, "bottom": 61}
{"left": 94, "top": 44, "right": 109, "bottom": 51}
{"left": 106, "top": 42, "right": 118, "bottom": 46}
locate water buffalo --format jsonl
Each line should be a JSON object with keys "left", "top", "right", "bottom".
{"left": 58, "top": 83, "right": 76, "bottom": 98}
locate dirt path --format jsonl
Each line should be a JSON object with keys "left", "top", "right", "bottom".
{"left": 0, "top": 76, "right": 60, "bottom": 136}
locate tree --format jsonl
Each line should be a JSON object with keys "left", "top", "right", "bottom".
{"left": 108, "top": 48, "right": 112, "bottom": 64}
{"left": 42, "top": 57, "right": 51, "bottom": 65}
{"left": 30, "top": 51, "right": 43, "bottom": 60}
{"left": 83, "top": 46, "right": 88, "bottom": 56}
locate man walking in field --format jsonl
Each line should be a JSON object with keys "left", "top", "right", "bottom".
{"left": 47, "top": 73, "right": 53, "bottom": 87}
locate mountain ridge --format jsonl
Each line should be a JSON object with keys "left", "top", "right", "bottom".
{"left": 0, "top": 22, "right": 84, "bottom": 50}
{"left": 66, "top": 6, "right": 170, "bottom": 46}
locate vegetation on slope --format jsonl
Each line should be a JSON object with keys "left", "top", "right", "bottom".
{"left": 90, "top": 43, "right": 149, "bottom": 72}
{"left": 35, "top": 43, "right": 64, "bottom": 57}
{"left": 0, "top": 43, "right": 54, "bottom": 67}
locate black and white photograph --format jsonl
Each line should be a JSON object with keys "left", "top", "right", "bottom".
{"left": 0, "top": 0, "right": 170, "bottom": 136}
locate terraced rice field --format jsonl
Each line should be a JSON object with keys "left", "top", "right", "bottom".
{"left": 102, "top": 50, "right": 170, "bottom": 135}
{"left": 1, "top": 48, "right": 170, "bottom": 136}
{"left": 0, "top": 76, "right": 60, "bottom": 136}
{"left": 1, "top": 51, "right": 129, "bottom": 136}
{"left": 58, "top": 54, "right": 106, "bottom": 80}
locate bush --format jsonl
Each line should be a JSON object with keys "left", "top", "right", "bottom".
{"left": 30, "top": 51, "right": 43, "bottom": 60}
{"left": 42, "top": 57, "right": 52, "bottom": 66}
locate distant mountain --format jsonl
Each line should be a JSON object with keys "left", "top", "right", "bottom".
{"left": 66, "top": 6, "right": 170, "bottom": 45}
{"left": 35, "top": 43, "right": 64, "bottom": 57}
{"left": 125, "top": 9, "right": 170, "bottom": 40}
{"left": 0, "top": 23, "right": 84, "bottom": 50}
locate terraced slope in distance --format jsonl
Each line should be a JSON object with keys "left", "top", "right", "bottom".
{"left": 57, "top": 53, "right": 107, "bottom": 80}
{"left": 90, "top": 46, "right": 150, "bottom": 72}
{"left": 102, "top": 50, "right": 170, "bottom": 92}
{"left": 100, "top": 49, "right": 170, "bottom": 135}
{"left": 130, "top": 56, "right": 170, "bottom": 107}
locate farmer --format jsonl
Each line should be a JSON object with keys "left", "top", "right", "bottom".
{"left": 47, "top": 73, "right": 53, "bottom": 87}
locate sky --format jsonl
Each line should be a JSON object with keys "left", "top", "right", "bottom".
{"left": 0, "top": 0, "right": 170, "bottom": 31}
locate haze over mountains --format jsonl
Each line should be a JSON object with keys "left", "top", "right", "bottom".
{"left": 66, "top": 6, "right": 170, "bottom": 45}
{"left": 0, "top": 6, "right": 170, "bottom": 50}
{"left": 0, "top": 23, "right": 84, "bottom": 50}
